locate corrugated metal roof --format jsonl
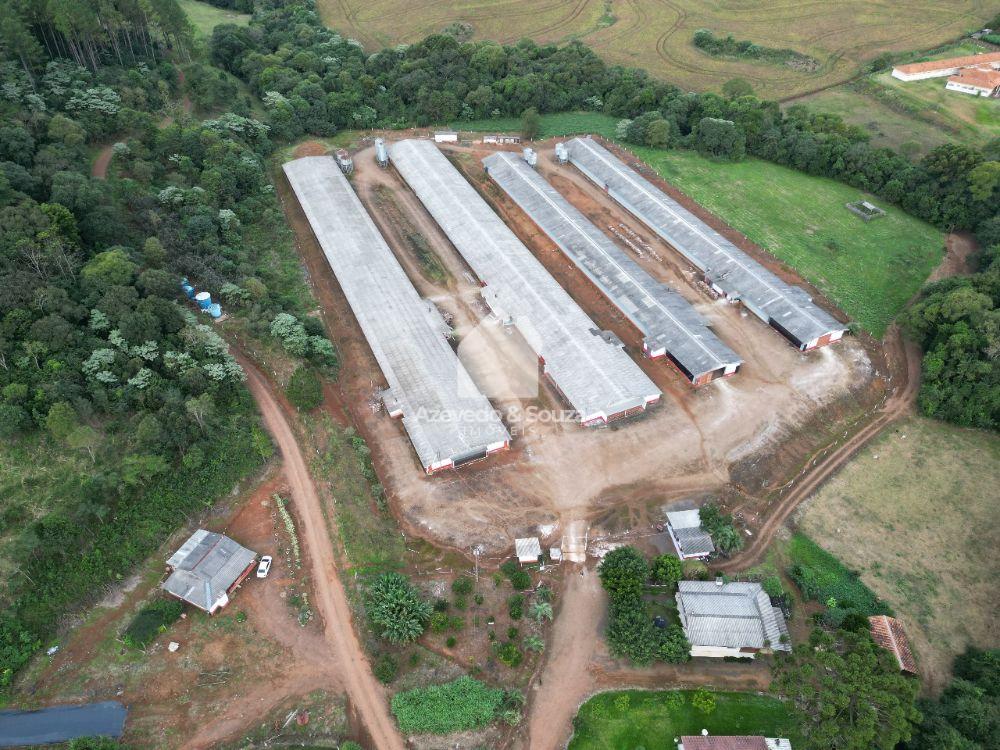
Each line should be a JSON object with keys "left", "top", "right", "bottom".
{"left": 894, "top": 50, "right": 1000, "bottom": 75}
{"left": 676, "top": 581, "right": 791, "bottom": 651}
{"left": 515, "top": 537, "right": 542, "bottom": 561}
{"left": 674, "top": 526, "right": 716, "bottom": 556}
{"left": 666, "top": 509, "right": 702, "bottom": 529}
{"left": 483, "top": 152, "right": 741, "bottom": 382}
{"left": 162, "top": 530, "right": 256, "bottom": 612}
{"left": 565, "top": 138, "right": 847, "bottom": 347}
{"left": 282, "top": 156, "right": 509, "bottom": 471}
{"left": 389, "top": 139, "right": 660, "bottom": 422}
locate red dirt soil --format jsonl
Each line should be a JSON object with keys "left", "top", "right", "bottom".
{"left": 228, "top": 353, "right": 405, "bottom": 750}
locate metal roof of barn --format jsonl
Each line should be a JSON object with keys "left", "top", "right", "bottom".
{"left": 515, "top": 537, "right": 542, "bottom": 561}
{"left": 676, "top": 581, "right": 791, "bottom": 651}
{"left": 565, "top": 138, "right": 846, "bottom": 347}
{"left": 389, "top": 139, "right": 660, "bottom": 422}
{"left": 483, "top": 152, "right": 741, "bottom": 381}
{"left": 282, "top": 156, "right": 509, "bottom": 471}
{"left": 162, "top": 529, "right": 256, "bottom": 612}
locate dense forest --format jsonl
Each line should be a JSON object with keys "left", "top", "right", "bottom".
{"left": 0, "top": 0, "right": 995, "bottom": 692}
{"left": 0, "top": 0, "right": 333, "bottom": 689}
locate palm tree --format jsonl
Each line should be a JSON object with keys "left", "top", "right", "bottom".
{"left": 524, "top": 634, "right": 544, "bottom": 652}
{"left": 530, "top": 601, "right": 553, "bottom": 622}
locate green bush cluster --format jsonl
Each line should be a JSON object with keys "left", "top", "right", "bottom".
{"left": 692, "top": 29, "right": 818, "bottom": 69}
{"left": 390, "top": 676, "right": 505, "bottom": 734}
{"left": 786, "top": 534, "right": 891, "bottom": 619}
{"left": 598, "top": 547, "right": 690, "bottom": 666}
{"left": 364, "top": 573, "right": 431, "bottom": 644}
{"left": 122, "top": 598, "right": 184, "bottom": 649}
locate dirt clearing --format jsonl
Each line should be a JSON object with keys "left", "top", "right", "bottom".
{"left": 277, "top": 138, "right": 884, "bottom": 559}
{"left": 795, "top": 416, "right": 1000, "bottom": 692}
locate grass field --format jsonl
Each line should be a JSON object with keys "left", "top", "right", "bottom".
{"left": 629, "top": 146, "right": 945, "bottom": 337}
{"left": 315, "top": 0, "right": 994, "bottom": 100}
{"left": 568, "top": 690, "right": 801, "bottom": 749}
{"left": 0, "top": 434, "right": 91, "bottom": 587}
{"left": 800, "top": 41, "right": 1000, "bottom": 152}
{"left": 178, "top": 0, "right": 249, "bottom": 38}
{"left": 795, "top": 416, "right": 1000, "bottom": 691}
{"left": 450, "top": 111, "right": 619, "bottom": 139}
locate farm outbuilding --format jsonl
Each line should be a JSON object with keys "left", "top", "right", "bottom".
{"left": 565, "top": 138, "right": 848, "bottom": 352}
{"left": 514, "top": 537, "right": 542, "bottom": 565}
{"left": 869, "top": 615, "right": 918, "bottom": 674}
{"left": 484, "top": 151, "right": 741, "bottom": 386}
{"left": 389, "top": 139, "right": 661, "bottom": 425}
{"left": 433, "top": 130, "right": 459, "bottom": 143}
{"left": 891, "top": 50, "right": 1000, "bottom": 81}
{"left": 676, "top": 580, "right": 791, "bottom": 658}
{"left": 282, "top": 156, "right": 510, "bottom": 474}
{"left": 678, "top": 736, "right": 792, "bottom": 750}
{"left": 162, "top": 529, "right": 257, "bottom": 614}
{"left": 665, "top": 509, "right": 715, "bottom": 559}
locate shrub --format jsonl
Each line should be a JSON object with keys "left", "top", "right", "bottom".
{"left": 495, "top": 641, "right": 523, "bottom": 667}
{"left": 536, "top": 585, "right": 552, "bottom": 603}
{"left": 507, "top": 626, "right": 519, "bottom": 640}
{"left": 509, "top": 571, "right": 532, "bottom": 591}
{"left": 340, "top": 743, "right": 364, "bottom": 750}
{"left": 598, "top": 547, "right": 649, "bottom": 598}
{"left": 614, "top": 693, "right": 630, "bottom": 713}
{"left": 445, "top": 636, "right": 457, "bottom": 648}
{"left": 286, "top": 366, "right": 323, "bottom": 411}
{"left": 474, "top": 593, "right": 484, "bottom": 605}
{"left": 373, "top": 653, "right": 398, "bottom": 684}
{"left": 507, "top": 593, "right": 524, "bottom": 620}
{"left": 530, "top": 601, "right": 553, "bottom": 622}
{"left": 499, "top": 560, "right": 519, "bottom": 578}
{"left": 432, "top": 598, "right": 449, "bottom": 613}
{"left": 365, "top": 573, "right": 431, "bottom": 644}
{"left": 650, "top": 554, "right": 682, "bottom": 586}
{"left": 682, "top": 559, "right": 710, "bottom": 580}
{"left": 122, "top": 598, "right": 183, "bottom": 649}
{"left": 692, "top": 687, "right": 716, "bottom": 714}
{"left": 451, "top": 576, "right": 473, "bottom": 595}
{"left": 448, "top": 615, "right": 465, "bottom": 631}
{"left": 524, "top": 634, "right": 544, "bottom": 652}
{"left": 453, "top": 595, "right": 467, "bottom": 611}
{"left": 762, "top": 575, "right": 785, "bottom": 599}
{"left": 429, "top": 611, "right": 449, "bottom": 633}
{"left": 390, "top": 676, "right": 505, "bottom": 733}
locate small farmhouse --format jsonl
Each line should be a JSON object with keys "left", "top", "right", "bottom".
{"left": 678, "top": 736, "right": 792, "bottom": 750}
{"left": 665, "top": 509, "right": 715, "bottom": 559}
{"left": 514, "top": 536, "right": 542, "bottom": 565}
{"left": 161, "top": 529, "right": 257, "bottom": 614}
{"left": 676, "top": 580, "right": 790, "bottom": 658}
{"left": 869, "top": 615, "right": 919, "bottom": 674}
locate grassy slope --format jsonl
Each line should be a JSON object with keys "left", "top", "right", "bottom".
{"left": 801, "top": 41, "right": 1000, "bottom": 152}
{"left": 630, "top": 147, "right": 944, "bottom": 337}
{"left": 178, "top": 0, "right": 249, "bottom": 38}
{"left": 796, "top": 416, "right": 1000, "bottom": 690}
{"left": 569, "top": 690, "right": 801, "bottom": 749}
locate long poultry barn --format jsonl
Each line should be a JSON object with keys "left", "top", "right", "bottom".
{"left": 565, "top": 138, "right": 848, "bottom": 351}
{"left": 282, "top": 156, "right": 510, "bottom": 474}
{"left": 389, "top": 139, "right": 661, "bottom": 425}
{"left": 484, "top": 151, "right": 742, "bottom": 387}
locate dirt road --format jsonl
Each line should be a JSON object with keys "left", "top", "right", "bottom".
{"left": 717, "top": 327, "right": 921, "bottom": 573}
{"left": 233, "top": 355, "right": 405, "bottom": 750}
{"left": 527, "top": 569, "right": 604, "bottom": 750}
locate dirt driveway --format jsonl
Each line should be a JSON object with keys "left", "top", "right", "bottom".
{"left": 218, "top": 354, "right": 405, "bottom": 750}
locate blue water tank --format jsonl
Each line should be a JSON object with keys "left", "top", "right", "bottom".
{"left": 207, "top": 303, "right": 222, "bottom": 319}
{"left": 182, "top": 284, "right": 195, "bottom": 298}
{"left": 195, "top": 291, "right": 212, "bottom": 310}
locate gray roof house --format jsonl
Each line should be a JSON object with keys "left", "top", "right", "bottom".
{"left": 162, "top": 529, "right": 257, "bottom": 614}
{"left": 665, "top": 509, "right": 715, "bottom": 559}
{"left": 676, "top": 580, "right": 791, "bottom": 657}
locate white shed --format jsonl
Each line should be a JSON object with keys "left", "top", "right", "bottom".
{"left": 434, "top": 130, "right": 459, "bottom": 143}
{"left": 514, "top": 537, "right": 542, "bottom": 565}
